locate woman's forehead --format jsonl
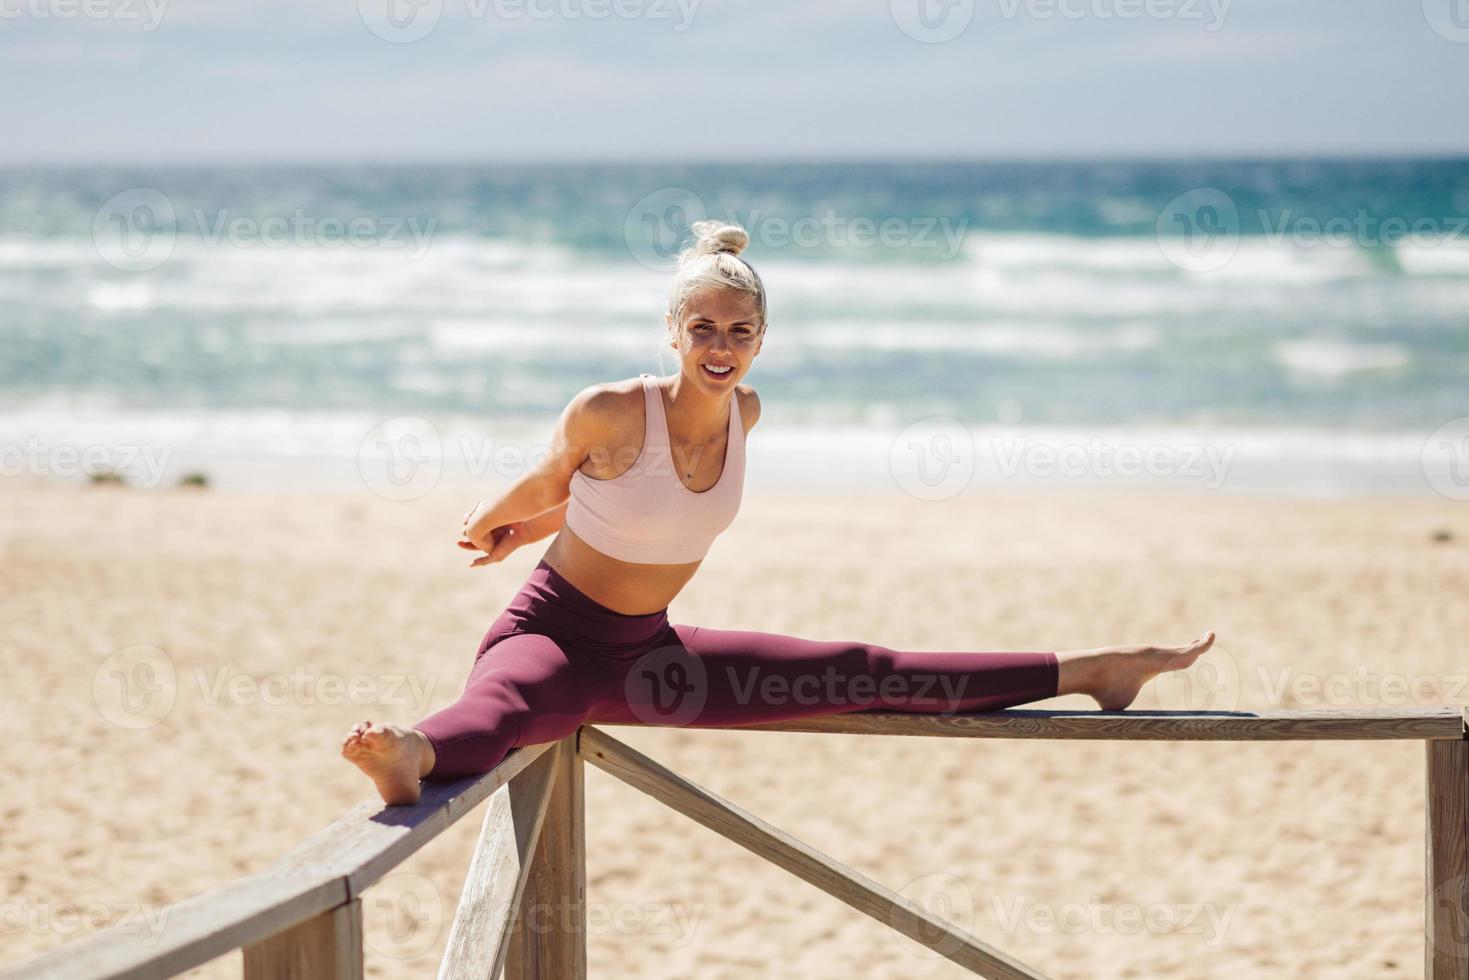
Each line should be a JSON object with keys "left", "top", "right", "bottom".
{"left": 682, "top": 289, "right": 761, "bottom": 321}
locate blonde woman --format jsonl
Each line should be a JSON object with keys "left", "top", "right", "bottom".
{"left": 344, "top": 220, "right": 1215, "bottom": 804}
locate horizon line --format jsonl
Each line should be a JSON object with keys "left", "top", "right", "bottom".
{"left": 4, "top": 149, "right": 1469, "bottom": 170}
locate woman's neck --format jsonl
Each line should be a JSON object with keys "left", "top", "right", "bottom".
{"left": 663, "top": 373, "right": 731, "bottom": 443}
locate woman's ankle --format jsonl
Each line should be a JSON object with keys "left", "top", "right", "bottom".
{"left": 411, "top": 728, "right": 438, "bottom": 779}
{"left": 1053, "top": 648, "right": 1101, "bottom": 699}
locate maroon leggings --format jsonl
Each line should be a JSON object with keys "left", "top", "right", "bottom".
{"left": 415, "top": 559, "right": 1059, "bottom": 780}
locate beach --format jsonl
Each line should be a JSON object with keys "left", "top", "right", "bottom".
{"left": 4, "top": 476, "right": 1465, "bottom": 978}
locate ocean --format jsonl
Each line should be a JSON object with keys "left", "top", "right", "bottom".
{"left": 2, "top": 159, "right": 1466, "bottom": 499}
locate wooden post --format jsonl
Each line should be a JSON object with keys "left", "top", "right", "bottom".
{"left": 438, "top": 743, "right": 560, "bottom": 980}
{"left": 243, "top": 899, "right": 363, "bottom": 980}
{"left": 1427, "top": 732, "right": 1469, "bottom": 979}
{"left": 505, "top": 733, "right": 587, "bottom": 979}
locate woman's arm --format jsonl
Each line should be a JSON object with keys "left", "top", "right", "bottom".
{"left": 457, "top": 499, "right": 568, "bottom": 568}
{"left": 460, "top": 384, "right": 611, "bottom": 562}
{"left": 515, "top": 500, "right": 568, "bottom": 543}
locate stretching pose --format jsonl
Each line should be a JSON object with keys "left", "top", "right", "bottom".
{"left": 344, "top": 220, "right": 1215, "bottom": 805}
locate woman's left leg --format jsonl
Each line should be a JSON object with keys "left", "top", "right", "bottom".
{"left": 596, "top": 623, "right": 1059, "bottom": 729}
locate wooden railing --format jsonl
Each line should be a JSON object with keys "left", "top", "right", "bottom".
{"left": 3, "top": 706, "right": 1466, "bottom": 979}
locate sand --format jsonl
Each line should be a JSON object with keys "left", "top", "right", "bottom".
{"left": 3, "top": 477, "right": 1466, "bottom": 978}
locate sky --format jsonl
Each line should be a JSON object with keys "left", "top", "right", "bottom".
{"left": 2, "top": 0, "right": 1467, "bottom": 163}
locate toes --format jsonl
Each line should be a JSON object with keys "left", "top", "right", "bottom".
{"left": 363, "top": 728, "right": 397, "bottom": 749}
{"left": 1173, "top": 632, "right": 1214, "bottom": 655}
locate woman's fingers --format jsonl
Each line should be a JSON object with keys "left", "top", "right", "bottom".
{"left": 460, "top": 515, "right": 514, "bottom": 567}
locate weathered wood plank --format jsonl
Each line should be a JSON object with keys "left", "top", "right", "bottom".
{"left": 505, "top": 734, "right": 588, "bottom": 980}
{"left": 0, "top": 744, "right": 552, "bottom": 980}
{"left": 0, "top": 873, "right": 347, "bottom": 980}
{"left": 269, "top": 742, "right": 555, "bottom": 900}
{"left": 1427, "top": 724, "right": 1469, "bottom": 979}
{"left": 593, "top": 706, "right": 1465, "bottom": 741}
{"left": 580, "top": 727, "right": 1049, "bottom": 980}
{"left": 242, "top": 899, "right": 363, "bottom": 980}
{"left": 437, "top": 742, "right": 560, "bottom": 980}
{"left": 5, "top": 706, "right": 1458, "bottom": 980}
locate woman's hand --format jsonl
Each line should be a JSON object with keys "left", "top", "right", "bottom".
{"left": 463, "top": 501, "right": 487, "bottom": 534}
{"left": 459, "top": 504, "right": 523, "bottom": 568}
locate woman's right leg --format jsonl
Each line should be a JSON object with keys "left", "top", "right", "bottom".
{"left": 344, "top": 631, "right": 605, "bottom": 803}
{"left": 414, "top": 631, "right": 603, "bottom": 780}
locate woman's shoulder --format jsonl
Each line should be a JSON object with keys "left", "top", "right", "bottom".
{"left": 572, "top": 375, "right": 647, "bottom": 412}
{"left": 735, "top": 383, "right": 760, "bottom": 431}
{"left": 560, "top": 376, "right": 648, "bottom": 454}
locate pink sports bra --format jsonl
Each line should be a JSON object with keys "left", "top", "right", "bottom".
{"left": 564, "top": 373, "right": 745, "bottom": 564}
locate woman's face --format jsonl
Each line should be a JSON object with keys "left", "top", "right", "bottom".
{"left": 667, "top": 286, "right": 763, "bottom": 391}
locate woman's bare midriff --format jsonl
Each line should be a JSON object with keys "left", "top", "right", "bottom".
{"left": 540, "top": 526, "right": 699, "bottom": 615}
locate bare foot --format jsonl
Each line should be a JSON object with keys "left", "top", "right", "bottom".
{"left": 341, "top": 720, "right": 433, "bottom": 805}
{"left": 1057, "top": 631, "right": 1216, "bottom": 711}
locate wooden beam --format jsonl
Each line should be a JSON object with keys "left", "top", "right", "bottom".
{"left": 593, "top": 706, "right": 1466, "bottom": 741}
{"left": 437, "top": 743, "right": 560, "bottom": 980}
{"left": 0, "top": 744, "right": 552, "bottom": 980}
{"left": 269, "top": 742, "right": 555, "bottom": 900}
{"left": 505, "top": 734, "right": 588, "bottom": 980}
{"left": 6, "top": 706, "right": 1459, "bottom": 980}
{"left": 580, "top": 727, "right": 1049, "bottom": 980}
{"left": 243, "top": 899, "right": 362, "bottom": 980}
{"left": 0, "top": 873, "right": 349, "bottom": 980}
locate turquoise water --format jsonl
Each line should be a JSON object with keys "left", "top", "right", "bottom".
{"left": 1, "top": 160, "right": 1466, "bottom": 494}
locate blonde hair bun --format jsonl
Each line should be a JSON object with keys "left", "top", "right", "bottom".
{"left": 689, "top": 219, "right": 749, "bottom": 258}
{"left": 665, "top": 220, "right": 766, "bottom": 334}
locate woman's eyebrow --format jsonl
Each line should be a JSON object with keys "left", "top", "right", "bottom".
{"left": 688, "top": 316, "right": 754, "bottom": 326}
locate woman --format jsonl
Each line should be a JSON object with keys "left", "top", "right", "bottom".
{"left": 343, "top": 219, "right": 1215, "bottom": 805}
